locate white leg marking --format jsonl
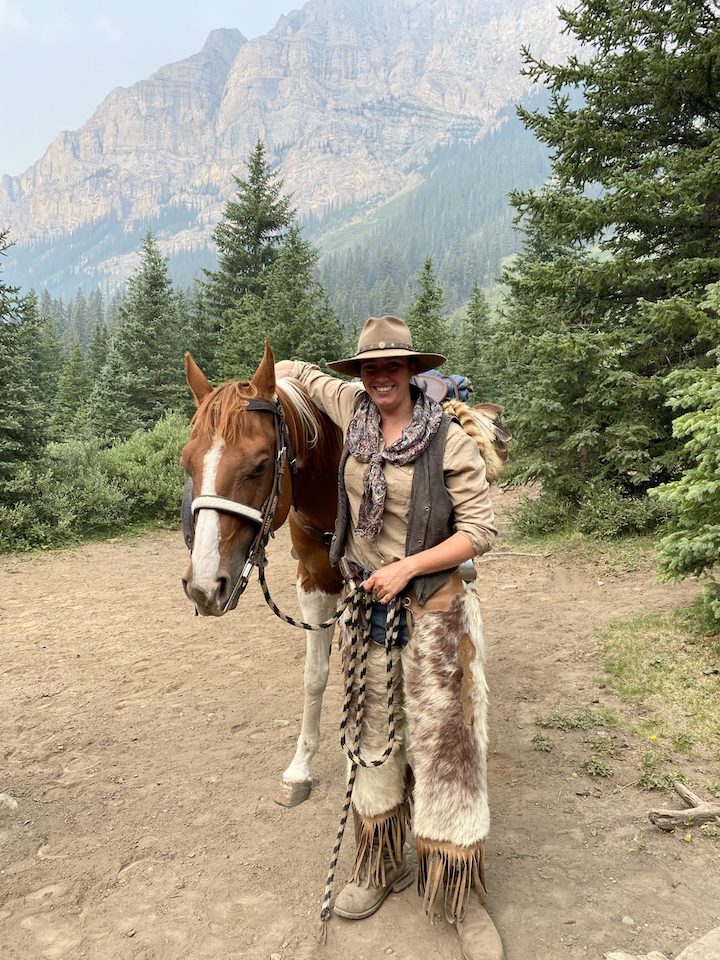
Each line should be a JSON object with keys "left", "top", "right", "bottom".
{"left": 191, "top": 437, "right": 225, "bottom": 596}
{"left": 282, "top": 584, "right": 339, "bottom": 786}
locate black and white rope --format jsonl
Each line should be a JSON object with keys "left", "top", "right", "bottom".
{"left": 257, "top": 563, "right": 355, "bottom": 631}
{"left": 319, "top": 592, "right": 401, "bottom": 927}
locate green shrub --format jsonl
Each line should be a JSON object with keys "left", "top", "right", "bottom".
{"left": 103, "top": 412, "right": 188, "bottom": 523}
{"left": 577, "top": 484, "right": 667, "bottom": 538}
{"left": 507, "top": 492, "right": 578, "bottom": 538}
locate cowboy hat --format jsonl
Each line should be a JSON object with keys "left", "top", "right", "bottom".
{"left": 327, "top": 315, "right": 446, "bottom": 376}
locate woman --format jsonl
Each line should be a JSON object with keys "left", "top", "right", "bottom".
{"left": 275, "top": 315, "right": 503, "bottom": 960}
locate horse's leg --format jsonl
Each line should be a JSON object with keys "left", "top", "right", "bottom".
{"left": 276, "top": 579, "right": 339, "bottom": 807}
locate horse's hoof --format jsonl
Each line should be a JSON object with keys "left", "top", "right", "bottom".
{"left": 275, "top": 779, "right": 312, "bottom": 807}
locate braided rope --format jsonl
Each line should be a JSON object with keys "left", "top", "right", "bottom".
{"left": 257, "top": 564, "right": 353, "bottom": 631}
{"left": 319, "top": 591, "right": 400, "bottom": 926}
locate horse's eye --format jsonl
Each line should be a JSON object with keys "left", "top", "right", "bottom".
{"left": 251, "top": 461, "right": 269, "bottom": 477}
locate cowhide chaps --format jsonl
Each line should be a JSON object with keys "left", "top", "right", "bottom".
{"left": 341, "top": 581, "right": 489, "bottom": 923}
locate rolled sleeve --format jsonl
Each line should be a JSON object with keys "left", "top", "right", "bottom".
{"left": 289, "top": 361, "right": 362, "bottom": 430}
{"left": 443, "top": 422, "right": 498, "bottom": 556}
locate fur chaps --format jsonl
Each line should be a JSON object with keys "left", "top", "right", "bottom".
{"left": 339, "top": 582, "right": 490, "bottom": 921}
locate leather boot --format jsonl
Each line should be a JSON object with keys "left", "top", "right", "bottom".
{"left": 456, "top": 891, "right": 504, "bottom": 960}
{"left": 333, "top": 858, "right": 414, "bottom": 920}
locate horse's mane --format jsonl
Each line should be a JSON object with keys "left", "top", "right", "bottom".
{"left": 191, "top": 376, "right": 341, "bottom": 471}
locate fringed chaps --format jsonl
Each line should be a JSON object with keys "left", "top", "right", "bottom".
{"left": 339, "top": 582, "right": 490, "bottom": 923}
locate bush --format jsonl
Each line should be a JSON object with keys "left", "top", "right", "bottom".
{"left": 0, "top": 415, "right": 189, "bottom": 553}
{"left": 104, "top": 413, "right": 189, "bottom": 523}
{"left": 577, "top": 484, "right": 668, "bottom": 538}
{"left": 507, "top": 491, "right": 578, "bottom": 538}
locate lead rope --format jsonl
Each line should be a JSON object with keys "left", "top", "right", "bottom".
{"left": 318, "top": 590, "right": 402, "bottom": 939}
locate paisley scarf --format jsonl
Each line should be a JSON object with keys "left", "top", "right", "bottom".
{"left": 346, "top": 390, "right": 443, "bottom": 540}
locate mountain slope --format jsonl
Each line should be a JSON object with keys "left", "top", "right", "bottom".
{"left": 0, "top": 0, "right": 572, "bottom": 297}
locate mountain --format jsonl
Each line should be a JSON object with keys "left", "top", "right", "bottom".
{"left": 0, "top": 0, "right": 573, "bottom": 300}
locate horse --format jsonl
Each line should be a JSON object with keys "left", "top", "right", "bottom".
{"left": 180, "top": 343, "right": 509, "bottom": 807}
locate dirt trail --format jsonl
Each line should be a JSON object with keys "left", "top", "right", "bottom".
{"left": 1, "top": 488, "right": 718, "bottom": 960}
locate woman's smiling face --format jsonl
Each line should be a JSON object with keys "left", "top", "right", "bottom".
{"left": 360, "top": 357, "right": 414, "bottom": 413}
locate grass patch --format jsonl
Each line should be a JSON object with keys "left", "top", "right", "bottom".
{"left": 583, "top": 755, "right": 614, "bottom": 778}
{"left": 531, "top": 733, "right": 555, "bottom": 752}
{"left": 535, "top": 707, "right": 620, "bottom": 731}
{"left": 635, "top": 749, "right": 690, "bottom": 792}
{"left": 601, "top": 606, "right": 720, "bottom": 758}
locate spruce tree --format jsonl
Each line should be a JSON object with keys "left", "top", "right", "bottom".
{"left": 457, "top": 282, "right": 495, "bottom": 397}
{"left": 652, "top": 282, "right": 720, "bottom": 625}
{"left": 500, "top": 0, "right": 720, "bottom": 503}
{"left": 53, "top": 342, "right": 92, "bottom": 438}
{"left": 259, "top": 226, "right": 344, "bottom": 367}
{"left": 89, "top": 232, "right": 188, "bottom": 439}
{"left": 0, "top": 231, "right": 45, "bottom": 485}
{"left": 204, "top": 140, "right": 295, "bottom": 315}
{"left": 406, "top": 257, "right": 447, "bottom": 357}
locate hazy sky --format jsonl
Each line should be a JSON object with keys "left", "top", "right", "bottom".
{"left": 0, "top": 1, "right": 299, "bottom": 176}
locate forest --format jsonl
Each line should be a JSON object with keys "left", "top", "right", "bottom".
{"left": 1, "top": 0, "right": 718, "bottom": 627}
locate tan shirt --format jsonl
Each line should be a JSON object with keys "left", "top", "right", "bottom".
{"left": 289, "top": 362, "right": 497, "bottom": 570}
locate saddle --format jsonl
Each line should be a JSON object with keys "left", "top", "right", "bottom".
{"left": 413, "top": 369, "right": 473, "bottom": 403}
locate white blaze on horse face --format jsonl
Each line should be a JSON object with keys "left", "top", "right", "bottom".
{"left": 191, "top": 437, "right": 225, "bottom": 594}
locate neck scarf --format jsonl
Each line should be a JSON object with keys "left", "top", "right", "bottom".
{"left": 345, "top": 389, "right": 443, "bottom": 540}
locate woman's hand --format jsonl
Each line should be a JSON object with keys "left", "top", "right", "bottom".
{"left": 362, "top": 558, "right": 415, "bottom": 603}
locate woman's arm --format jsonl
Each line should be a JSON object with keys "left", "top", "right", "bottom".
{"left": 362, "top": 532, "right": 475, "bottom": 603}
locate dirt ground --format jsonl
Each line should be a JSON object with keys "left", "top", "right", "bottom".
{"left": 2, "top": 487, "right": 719, "bottom": 960}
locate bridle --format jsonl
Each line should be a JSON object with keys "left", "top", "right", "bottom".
{"left": 182, "top": 396, "right": 296, "bottom": 614}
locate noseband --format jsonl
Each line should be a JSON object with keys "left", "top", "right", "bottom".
{"left": 183, "top": 396, "right": 296, "bottom": 613}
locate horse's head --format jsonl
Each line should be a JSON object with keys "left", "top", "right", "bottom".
{"left": 180, "top": 344, "right": 291, "bottom": 616}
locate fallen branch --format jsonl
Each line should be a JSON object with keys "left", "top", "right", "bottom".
{"left": 648, "top": 781, "right": 720, "bottom": 832}
{"left": 478, "top": 551, "right": 552, "bottom": 561}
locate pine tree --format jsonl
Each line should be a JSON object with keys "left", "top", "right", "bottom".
{"left": 456, "top": 282, "right": 495, "bottom": 397}
{"left": 500, "top": 0, "right": 720, "bottom": 504}
{"left": 406, "top": 257, "right": 448, "bottom": 357}
{"left": 53, "top": 342, "right": 92, "bottom": 437}
{"left": 204, "top": 140, "right": 295, "bottom": 315}
{"left": 0, "top": 231, "right": 45, "bottom": 485}
{"left": 259, "top": 226, "right": 344, "bottom": 367}
{"left": 652, "top": 282, "right": 720, "bottom": 626}
{"left": 87, "top": 319, "right": 109, "bottom": 382}
{"left": 88, "top": 232, "right": 188, "bottom": 439}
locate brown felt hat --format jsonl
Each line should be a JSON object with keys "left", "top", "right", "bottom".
{"left": 327, "top": 315, "right": 446, "bottom": 376}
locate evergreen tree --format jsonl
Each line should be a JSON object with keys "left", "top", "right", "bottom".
{"left": 24, "top": 290, "right": 63, "bottom": 423}
{"left": 259, "top": 226, "right": 344, "bottom": 367}
{"left": 500, "top": 0, "right": 720, "bottom": 503}
{"left": 87, "top": 318, "right": 109, "bottom": 382}
{"left": 88, "top": 232, "right": 188, "bottom": 439}
{"left": 53, "top": 342, "right": 91, "bottom": 437}
{"left": 0, "top": 231, "right": 45, "bottom": 485}
{"left": 652, "top": 282, "right": 720, "bottom": 626}
{"left": 456, "top": 282, "right": 496, "bottom": 398}
{"left": 406, "top": 257, "right": 448, "bottom": 357}
{"left": 204, "top": 139, "right": 295, "bottom": 316}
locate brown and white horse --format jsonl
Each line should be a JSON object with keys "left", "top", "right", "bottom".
{"left": 181, "top": 344, "right": 344, "bottom": 806}
{"left": 181, "top": 344, "right": 510, "bottom": 807}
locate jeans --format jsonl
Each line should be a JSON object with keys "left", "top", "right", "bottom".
{"left": 369, "top": 600, "right": 410, "bottom": 647}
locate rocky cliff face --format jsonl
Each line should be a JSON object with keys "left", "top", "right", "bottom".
{"left": 0, "top": 0, "right": 573, "bottom": 289}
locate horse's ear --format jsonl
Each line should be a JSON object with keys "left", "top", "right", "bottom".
{"left": 251, "top": 341, "right": 276, "bottom": 395}
{"left": 185, "top": 352, "right": 213, "bottom": 406}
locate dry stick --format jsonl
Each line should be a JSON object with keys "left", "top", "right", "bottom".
{"left": 477, "top": 551, "right": 552, "bottom": 561}
{"left": 648, "top": 781, "right": 720, "bottom": 832}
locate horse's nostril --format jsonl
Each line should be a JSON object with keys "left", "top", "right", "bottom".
{"left": 216, "top": 576, "right": 230, "bottom": 604}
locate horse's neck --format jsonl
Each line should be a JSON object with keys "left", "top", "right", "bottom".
{"left": 279, "top": 392, "right": 341, "bottom": 531}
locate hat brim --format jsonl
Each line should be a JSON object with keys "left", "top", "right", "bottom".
{"left": 327, "top": 349, "right": 446, "bottom": 376}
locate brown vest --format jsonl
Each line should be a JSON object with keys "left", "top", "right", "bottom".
{"left": 328, "top": 414, "right": 457, "bottom": 605}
